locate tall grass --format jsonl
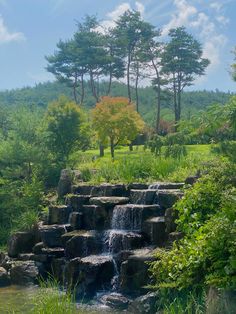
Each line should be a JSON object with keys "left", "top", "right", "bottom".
{"left": 79, "top": 154, "right": 207, "bottom": 183}
{"left": 31, "top": 278, "right": 79, "bottom": 314}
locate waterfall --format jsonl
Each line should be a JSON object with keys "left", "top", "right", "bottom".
{"left": 111, "top": 205, "right": 143, "bottom": 231}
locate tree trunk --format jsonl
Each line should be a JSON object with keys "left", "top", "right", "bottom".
{"left": 127, "top": 54, "right": 131, "bottom": 102}
{"left": 73, "top": 74, "right": 78, "bottom": 104}
{"left": 107, "top": 70, "right": 112, "bottom": 95}
{"left": 90, "top": 72, "right": 99, "bottom": 103}
{"left": 99, "top": 144, "right": 104, "bottom": 157}
{"left": 80, "top": 73, "right": 85, "bottom": 105}
{"left": 156, "top": 83, "right": 161, "bottom": 134}
{"left": 135, "top": 63, "right": 139, "bottom": 112}
{"left": 129, "top": 143, "right": 133, "bottom": 151}
{"left": 110, "top": 138, "right": 115, "bottom": 159}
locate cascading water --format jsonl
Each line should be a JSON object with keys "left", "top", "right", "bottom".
{"left": 111, "top": 204, "right": 143, "bottom": 231}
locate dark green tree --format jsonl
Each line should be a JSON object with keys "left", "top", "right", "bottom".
{"left": 161, "top": 27, "right": 210, "bottom": 129}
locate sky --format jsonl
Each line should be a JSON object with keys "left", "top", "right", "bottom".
{"left": 0, "top": 0, "right": 235, "bottom": 92}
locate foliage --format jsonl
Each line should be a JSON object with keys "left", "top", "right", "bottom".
{"left": 150, "top": 161, "right": 236, "bottom": 291}
{"left": 161, "top": 27, "right": 210, "bottom": 124}
{"left": 91, "top": 96, "right": 144, "bottom": 157}
{"left": 164, "top": 144, "right": 187, "bottom": 160}
{"left": 45, "top": 95, "right": 89, "bottom": 164}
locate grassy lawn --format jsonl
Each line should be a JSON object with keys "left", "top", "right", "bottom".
{"left": 69, "top": 144, "right": 215, "bottom": 184}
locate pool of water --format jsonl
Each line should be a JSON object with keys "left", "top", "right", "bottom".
{"left": 0, "top": 286, "right": 122, "bottom": 314}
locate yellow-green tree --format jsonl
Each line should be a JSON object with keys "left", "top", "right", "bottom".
{"left": 92, "top": 96, "right": 145, "bottom": 158}
{"left": 46, "top": 95, "right": 89, "bottom": 164}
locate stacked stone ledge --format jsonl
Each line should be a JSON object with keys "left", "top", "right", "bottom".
{"left": 0, "top": 178, "right": 189, "bottom": 309}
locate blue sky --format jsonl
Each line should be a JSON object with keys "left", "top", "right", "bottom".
{"left": 0, "top": 0, "right": 235, "bottom": 92}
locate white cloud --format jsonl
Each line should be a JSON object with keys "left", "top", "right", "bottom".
{"left": 162, "top": 0, "right": 228, "bottom": 75}
{"left": 216, "top": 15, "right": 230, "bottom": 25}
{"left": 98, "top": 2, "right": 145, "bottom": 33}
{"left": 0, "top": 16, "right": 25, "bottom": 44}
{"left": 162, "top": 0, "right": 197, "bottom": 36}
{"left": 210, "top": 2, "right": 222, "bottom": 12}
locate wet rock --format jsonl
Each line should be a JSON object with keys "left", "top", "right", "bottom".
{"left": 165, "top": 207, "right": 178, "bottom": 233}
{"left": 40, "top": 225, "right": 66, "bottom": 248}
{"left": 128, "top": 183, "right": 149, "bottom": 190}
{"left": 143, "top": 216, "right": 167, "bottom": 246}
{"left": 18, "top": 253, "right": 35, "bottom": 261}
{"left": 130, "top": 190, "right": 156, "bottom": 205}
{"left": 65, "top": 255, "right": 114, "bottom": 297}
{"left": 69, "top": 212, "right": 83, "bottom": 230}
{"left": 82, "top": 205, "right": 108, "bottom": 230}
{"left": 48, "top": 205, "right": 72, "bottom": 225}
{"left": 41, "top": 247, "right": 65, "bottom": 258}
{"left": 0, "top": 267, "right": 10, "bottom": 287}
{"left": 10, "top": 261, "right": 41, "bottom": 285}
{"left": 8, "top": 231, "right": 36, "bottom": 258}
{"left": 57, "top": 169, "right": 73, "bottom": 198}
{"left": 72, "top": 184, "right": 128, "bottom": 197}
{"left": 112, "top": 204, "right": 162, "bottom": 231}
{"left": 149, "top": 182, "right": 184, "bottom": 190}
{"left": 63, "top": 231, "right": 102, "bottom": 258}
{"left": 65, "top": 195, "right": 90, "bottom": 211}
{"left": 107, "top": 230, "right": 145, "bottom": 254}
{"left": 100, "top": 293, "right": 130, "bottom": 310}
{"left": 32, "top": 242, "right": 44, "bottom": 254}
{"left": 51, "top": 258, "right": 66, "bottom": 283}
{"left": 128, "top": 292, "right": 159, "bottom": 314}
{"left": 89, "top": 196, "right": 129, "bottom": 208}
{"left": 185, "top": 175, "right": 199, "bottom": 185}
{"left": 120, "top": 248, "right": 155, "bottom": 294}
{"left": 155, "top": 189, "right": 183, "bottom": 209}
{"left": 168, "top": 232, "right": 184, "bottom": 243}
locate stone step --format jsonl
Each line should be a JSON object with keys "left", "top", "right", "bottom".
{"left": 155, "top": 189, "right": 184, "bottom": 209}
{"left": 149, "top": 182, "right": 185, "bottom": 190}
{"left": 69, "top": 212, "right": 83, "bottom": 230}
{"left": 142, "top": 217, "right": 166, "bottom": 246}
{"left": 119, "top": 248, "right": 156, "bottom": 294}
{"left": 105, "top": 230, "right": 146, "bottom": 254}
{"left": 89, "top": 196, "right": 129, "bottom": 207}
{"left": 65, "top": 195, "right": 90, "bottom": 211}
{"left": 39, "top": 224, "right": 68, "bottom": 248}
{"left": 71, "top": 184, "right": 128, "bottom": 197}
{"left": 64, "top": 255, "right": 114, "bottom": 297}
{"left": 130, "top": 189, "right": 157, "bottom": 205}
{"left": 62, "top": 230, "right": 103, "bottom": 258}
{"left": 48, "top": 205, "right": 72, "bottom": 225}
{"left": 82, "top": 205, "right": 108, "bottom": 230}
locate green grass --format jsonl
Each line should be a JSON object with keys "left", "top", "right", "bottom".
{"left": 69, "top": 144, "right": 214, "bottom": 184}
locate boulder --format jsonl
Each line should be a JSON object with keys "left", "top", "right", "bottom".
{"left": 65, "top": 195, "right": 90, "bottom": 211}
{"left": 69, "top": 212, "right": 83, "bottom": 230}
{"left": 72, "top": 184, "right": 128, "bottom": 197}
{"left": 40, "top": 225, "right": 66, "bottom": 248}
{"left": 8, "top": 231, "right": 36, "bottom": 258}
{"left": 0, "top": 267, "right": 10, "bottom": 287}
{"left": 128, "top": 183, "right": 149, "bottom": 190}
{"left": 155, "top": 189, "right": 183, "bottom": 209}
{"left": 89, "top": 196, "right": 129, "bottom": 208}
{"left": 32, "top": 242, "right": 44, "bottom": 254}
{"left": 63, "top": 231, "right": 102, "bottom": 258}
{"left": 143, "top": 216, "right": 167, "bottom": 246}
{"left": 65, "top": 255, "right": 114, "bottom": 297}
{"left": 128, "top": 292, "right": 159, "bottom": 314}
{"left": 168, "top": 232, "right": 184, "bottom": 244}
{"left": 51, "top": 258, "right": 66, "bottom": 283}
{"left": 149, "top": 182, "right": 184, "bottom": 190}
{"left": 100, "top": 293, "right": 130, "bottom": 310}
{"left": 48, "top": 205, "right": 72, "bottom": 224}
{"left": 82, "top": 205, "right": 108, "bottom": 230}
{"left": 10, "top": 261, "right": 41, "bottom": 285}
{"left": 57, "top": 169, "right": 73, "bottom": 198}
{"left": 120, "top": 248, "right": 155, "bottom": 294}
{"left": 165, "top": 207, "right": 178, "bottom": 233}
{"left": 130, "top": 190, "right": 156, "bottom": 205}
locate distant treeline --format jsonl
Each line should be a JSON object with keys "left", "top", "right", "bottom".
{"left": 0, "top": 81, "right": 233, "bottom": 126}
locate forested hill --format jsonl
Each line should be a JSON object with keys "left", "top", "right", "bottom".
{"left": 0, "top": 81, "right": 234, "bottom": 125}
